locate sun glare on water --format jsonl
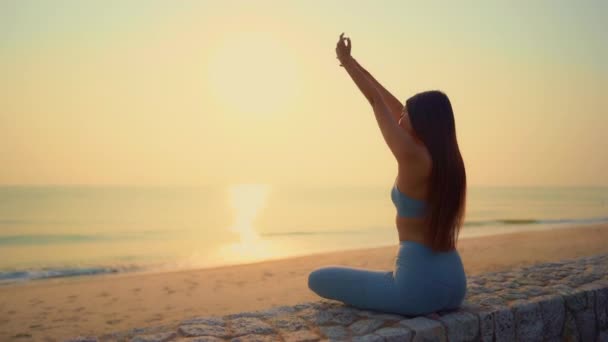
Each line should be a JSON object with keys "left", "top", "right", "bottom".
{"left": 228, "top": 183, "right": 269, "bottom": 242}
{"left": 216, "top": 183, "right": 280, "bottom": 263}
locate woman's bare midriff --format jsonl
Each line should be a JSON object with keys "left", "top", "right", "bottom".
{"left": 395, "top": 167, "right": 431, "bottom": 246}
{"left": 396, "top": 215, "right": 430, "bottom": 245}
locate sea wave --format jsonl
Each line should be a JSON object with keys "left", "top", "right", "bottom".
{"left": 0, "top": 234, "right": 116, "bottom": 245}
{"left": 261, "top": 216, "right": 608, "bottom": 237}
{"left": 0, "top": 265, "right": 143, "bottom": 285}
{"left": 464, "top": 216, "right": 608, "bottom": 227}
{"left": 0, "top": 231, "right": 172, "bottom": 246}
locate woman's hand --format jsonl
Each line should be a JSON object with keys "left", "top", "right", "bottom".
{"left": 335, "top": 32, "right": 352, "bottom": 67}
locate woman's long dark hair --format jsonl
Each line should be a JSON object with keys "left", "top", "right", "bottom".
{"left": 406, "top": 90, "right": 466, "bottom": 252}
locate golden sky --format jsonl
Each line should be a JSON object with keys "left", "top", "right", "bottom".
{"left": 1, "top": 1, "right": 606, "bottom": 186}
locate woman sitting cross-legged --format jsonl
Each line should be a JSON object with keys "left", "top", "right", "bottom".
{"left": 307, "top": 33, "right": 468, "bottom": 316}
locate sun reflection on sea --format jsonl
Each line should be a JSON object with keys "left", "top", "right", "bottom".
{"left": 216, "top": 184, "right": 282, "bottom": 264}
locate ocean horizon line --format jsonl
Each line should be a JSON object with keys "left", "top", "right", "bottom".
{"left": 1, "top": 184, "right": 607, "bottom": 189}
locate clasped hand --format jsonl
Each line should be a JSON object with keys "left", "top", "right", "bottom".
{"left": 335, "top": 32, "right": 352, "bottom": 66}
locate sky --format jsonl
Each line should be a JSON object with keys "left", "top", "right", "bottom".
{"left": 1, "top": 0, "right": 607, "bottom": 187}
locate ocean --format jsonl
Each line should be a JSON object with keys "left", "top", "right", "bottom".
{"left": 1, "top": 185, "right": 607, "bottom": 285}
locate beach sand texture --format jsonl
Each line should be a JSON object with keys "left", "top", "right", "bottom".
{"left": 2, "top": 223, "right": 608, "bottom": 341}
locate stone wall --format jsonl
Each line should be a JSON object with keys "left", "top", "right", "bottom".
{"left": 67, "top": 254, "right": 608, "bottom": 342}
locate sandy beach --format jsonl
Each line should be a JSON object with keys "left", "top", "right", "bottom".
{"left": 2, "top": 223, "right": 608, "bottom": 341}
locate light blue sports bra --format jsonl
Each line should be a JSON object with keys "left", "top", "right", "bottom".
{"left": 391, "top": 181, "right": 427, "bottom": 218}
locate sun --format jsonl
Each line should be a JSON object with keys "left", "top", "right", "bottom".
{"left": 206, "top": 31, "right": 299, "bottom": 118}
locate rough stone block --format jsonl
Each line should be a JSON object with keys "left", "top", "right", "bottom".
{"left": 175, "top": 337, "right": 224, "bottom": 342}
{"left": 492, "top": 307, "right": 515, "bottom": 342}
{"left": 297, "top": 308, "right": 333, "bottom": 325}
{"left": 564, "top": 290, "right": 588, "bottom": 312}
{"left": 65, "top": 337, "right": 98, "bottom": 342}
{"left": 356, "top": 309, "right": 408, "bottom": 320}
{"left": 477, "top": 296, "right": 508, "bottom": 308}
{"left": 543, "top": 337, "right": 562, "bottom": 342}
{"left": 436, "top": 311, "right": 479, "bottom": 342}
{"left": 280, "top": 329, "right": 321, "bottom": 342}
{"left": 351, "top": 334, "right": 384, "bottom": 342}
{"left": 257, "top": 305, "right": 297, "bottom": 319}
{"left": 348, "top": 319, "right": 385, "bottom": 336}
{"left": 319, "top": 325, "right": 348, "bottom": 339}
{"left": 181, "top": 317, "right": 226, "bottom": 327}
{"left": 127, "top": 326, "right": 173, "bottom": 336}
{"left": 368, "top": 313, "right": 408, "bottom": 321}
{"left": 130, "top": 332, "right": 177, "bottom": 342}
{"left": 574, "top": 289, "right": 597, "bottom": 342}
{"left": 293, "top": 302, "right": 315, "bottom": 310}
{"left": 562, "top": 310, "right": 580, "bottom": 341}
{"left": 399, "top": 317, "right": 446, "bottom": 342}
{"left": 179, "top": 324, "right": 231, "bottom": 338}
{"left": 329, "top": 311, "right": 358, "bottom": 325}
{"left": 596, "top": 287, "right": 608, "bottom": 330}
{"left": 230, "top": 334, "right": 279, "bottom": 342}
{"left": 512, "top": 301, "right": 544, "bottom": 341}
{"left": 535, "top": 295, "right": 565, "bottom": 339}
{"left": 476, "top": 310, "right": 494, "bottom": 342}
{"left": 225, "top": 312, "right": 263, "bottom": 319}
{"left": 267, "top": 315, "right": 308, "bottom": 332}
{"left": 230, "top": 317, "right": 275, "bottom": 337}
{"left": 374, "top": 327, "right": 413, "bottom": 342}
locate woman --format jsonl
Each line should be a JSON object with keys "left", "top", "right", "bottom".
{"left": 307, "top": 33, "right": 467, "bottom": 316}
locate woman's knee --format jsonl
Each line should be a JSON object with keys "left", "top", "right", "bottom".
{"left": 307, "top": 269, "right": 320, "bottom": 292}
{"left": 307, "top": 266, "right": 338, "bottom": 294}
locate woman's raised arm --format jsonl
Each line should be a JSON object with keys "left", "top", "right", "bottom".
{"left": 336, "top": 34, "right": 421, "bottom": 163}
{"left": 339, "top": 57, "right": 382, "bottom": 107}
{"left": 351, "top": 58, "right": 404, "bottom": 123}
{"left": 336, "top": 35, "right": 404, "bottom": 121}
{"left": 336, "top": 34, "right": 381, "bottom": 107}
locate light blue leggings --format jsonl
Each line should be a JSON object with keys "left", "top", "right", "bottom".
{"left": 307, "top": 240, "right": 467, "bottom": 316}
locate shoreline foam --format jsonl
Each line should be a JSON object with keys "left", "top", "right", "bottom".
{"left": 2, "top": 218, "right": 607, "bottom": 286}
